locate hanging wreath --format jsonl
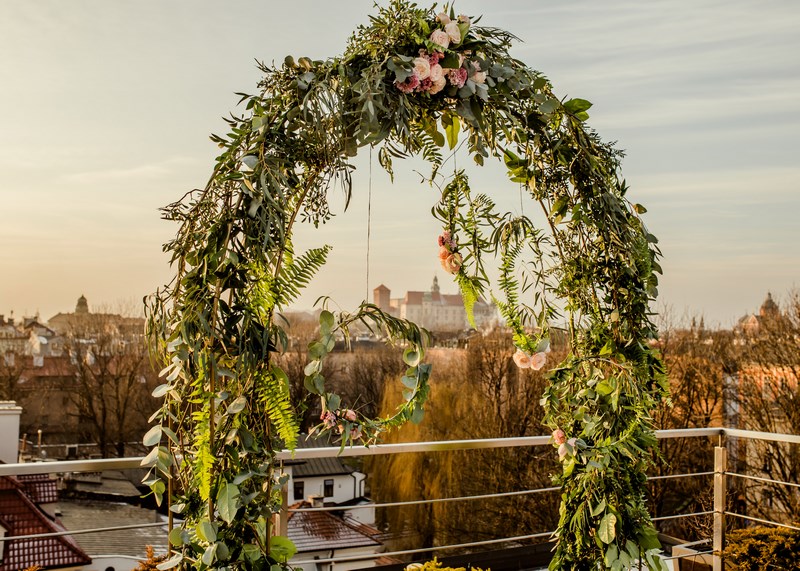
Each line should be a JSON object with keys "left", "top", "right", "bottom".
{"left": 143, "top": 2, "right": 668, "bottom": 570}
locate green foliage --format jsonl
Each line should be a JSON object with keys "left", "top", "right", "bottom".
{"left": 723, "top": 526, "right": 800, "bottom": 570}
{"left": 142, "top": 1, "right": 665, "bottom": 569}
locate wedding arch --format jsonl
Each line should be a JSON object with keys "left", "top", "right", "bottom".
{"left": 143, "top": 2, "right": 668, "bottom": 570}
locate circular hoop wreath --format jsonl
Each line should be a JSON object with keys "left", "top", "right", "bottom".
{"left": 143, "top": 2, "right": 669, "bottom": 570}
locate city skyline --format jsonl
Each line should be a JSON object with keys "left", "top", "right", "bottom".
{"left": 2, "top": 0, "right": 799, "bottom": 326}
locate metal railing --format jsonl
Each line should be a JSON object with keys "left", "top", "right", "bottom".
{"left": 1, "top": 427, "right": 799, "bottom": 570}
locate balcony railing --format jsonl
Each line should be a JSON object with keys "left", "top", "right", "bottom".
{"left": 1, "top": 427, "right": 799, "bottom": 571}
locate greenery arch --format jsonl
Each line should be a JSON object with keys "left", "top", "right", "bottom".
{"left": 143, "top": 2, "right": 668, "bottom": 570}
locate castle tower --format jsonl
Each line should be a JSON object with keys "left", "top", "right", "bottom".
{"left": 373, "top": 285, "right": 390, "bottom": 310}
{"left": 431, "top": 275, "right": 440, "bottom": 295}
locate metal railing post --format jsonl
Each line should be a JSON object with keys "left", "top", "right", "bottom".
{"left": 279, "top": 481, "right": 289, "bottom": 536}
{"left": 713, "top": 445, "right": 727, "bottom": 571}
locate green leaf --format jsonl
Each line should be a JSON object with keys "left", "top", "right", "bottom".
{"left": 168, "top": 526, "right": 184, "bottom": 546}
{"left": 197, "top": 520, "right": 217, "bottom": 543}
{"left": 591, "top": 499, "right": 607, "bottom": 516}
{"left": 402, "top": 347, "right": 421, "bottom": 367}
{"left": 598, "top": 513, "right": 617, "bottom": 544}
{"left": 634, "top": 203, "right": 647, "bottom": 214}
{"left": 156, "top": 554, "right": 183, "bottom": 571}
{"left": 243, "top": 544, "right": 262, "bottom": 562}
{"left": 142, "top": 425, "right": 162, "bottom": 447}
{"left": 320, "top": 310, "right": 335, "bottom": 333}
{"left": 201, "top": 543, "right": 217, "bottom": 566}
{"left": 227, "top": 396, "right": 247, "bottom": 415}
{"left": 605, "top": 544, "right": 619, "bottom": 567}
{"left": 563, "top": 98, "right": 592, "bottom": 114}
{"left": 216, "top": 481, "right": 240, "bottom": 524}
{"left": 445, "top": 114, "right": 460, "bottom": 150}
{"left": 269, "top": 536, "right": 297, "bottom": 562}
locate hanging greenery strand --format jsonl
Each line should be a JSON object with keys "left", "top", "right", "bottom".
{"left": 143, "top": 2, "right": 668, "bottom": 570}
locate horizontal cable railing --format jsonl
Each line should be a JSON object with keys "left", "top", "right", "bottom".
{"left": 2, "top": 426, "right": 799, "bottom": 568}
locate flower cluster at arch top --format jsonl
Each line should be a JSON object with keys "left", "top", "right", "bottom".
{"left": 392, "top": 12, "right": 488, "bottom": 98}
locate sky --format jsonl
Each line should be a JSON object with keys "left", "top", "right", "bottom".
{"left": 1, "top": 0, "right": 798, "bottom": 327}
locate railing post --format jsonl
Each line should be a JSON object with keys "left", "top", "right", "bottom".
{"left": 278, "top": 481, "right": 289, "bottom": 536}
{"left": 713, "top": 445, "right": 727, "bottom": 571}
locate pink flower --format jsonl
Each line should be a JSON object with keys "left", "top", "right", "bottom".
{"left": 458, "top": 14, "right": 471, "bottom": 25}
{"left": 344, "top": 409, "right": 357, "bottom": 422}
{"left": 438, "top": 231, "right": 451, "bottom": 246}
{"left": 558, "top": 443, "right": 569, "bottom": 460}
{"left": 441, "top": 252, "right": 463, "bottom": 275}
{"left": 350, "top": 425, "right": 362, "bottom": 440}
{"left": 413, "top": 57, "right": 431, "bottom": 80}
{"left": 447, "top": 67, "right": 468, "bottom": 88}
{"left": 512, "top": 350, "right": 532, "bottom": 369}
{"left": 418, "top": 77, "right": 433, "bottom": 92}
{"left": 552, "top": 429, "right": 567, "bottom": 445}
{"left": 437, "top": 12, "right": 451, "bottom": 25}
{"left": 429, "top": 75, "right": 447, "bottom": 95}
{"left": 395, "top": 74, "right": 420, "bottom": 94}
{"left": 445, "top": 21, "right": 462, "bottom": 44}
{"left": 531, "top": 351, "right": 547, "bottom": 371}
{"left": 428, "top": 52, "right": 443, "bottom": 65}
{"left": 430, "top": 29, "right": 450, "bottom": 49}
{"left": 438, "top": 245, "right": 450, "bottom": 260}
{"left": 429, "top": 64, "right": 444, "bottom": 83}
{"left": 321, "top": 411, "right": 336, "bottom": 429}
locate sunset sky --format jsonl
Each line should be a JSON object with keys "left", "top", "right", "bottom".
{"left": 1, "top": 0, "right": 798, "bottom": 326}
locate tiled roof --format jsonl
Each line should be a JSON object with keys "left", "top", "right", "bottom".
{"left": 57, "top": 499, "right": 168, "bottom": 558}
{"left": 289, "top": 435, "right": 354, "bottom": 478}
{"left": 0, "top": 476, "right": 91, "bottom": 571}
{"left": 287, "top": 502, "right": 381, "bottom": 553}
{"left": 404, "top": 291, "right": 424, "bottom": 305}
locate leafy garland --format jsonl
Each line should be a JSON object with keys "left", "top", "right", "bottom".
{"left": 143, "top": 2, "right": 668, "bottom": 570}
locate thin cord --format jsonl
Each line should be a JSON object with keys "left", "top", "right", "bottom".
{"left": 366, "top": 145, "right": 373, "bottom": 301}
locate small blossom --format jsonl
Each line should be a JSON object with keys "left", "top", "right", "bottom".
{"left": 552, "top": 429, "right": 567, "bottom": 445}
{"left": 438, "top": 245, "right": 450, "bottom": 260}
{"left": 447, "top": 67, "right": 468, "bottom": 88}
{"left": 438, "top": 231, "right": 451, "bottom": 247}
{"left": 458, "top": 14, "right": 471, "bottom": 25}
{"left": 436, "top": 12, "right": 451, "bottom": 25}
{"left": 558, "top": 443, "right": 569, "bottom": 460}
{"left": 321, "top": 411, "right": 336, "bottom": 429}
{"left": 395, "top": 73, "right": 420, "bottom": 93}
{"left": 418, "top": 77, "right": 433, "bottom": 92}
{"left": 430, "top": 29, "right": 450, "bottom": 49}
{"left": 337, "top": 423, "right": 345, "bottom": 434}
{"left": 531, "top": 351, "right": 547, "bottom": 371}
{"left": 344, "top": 409, "right": 357, "bottom": 422}
{"left": 428, "top": 51, "right": 443, "bottom": 65}
{"left": 567, "top": 437, "right": 577, "bottom": 447}
{"left": 512, "top": 349, "right": 532, "bottom": 369}
{"left": 429, "top": 64, "right": 444, "bottom": 83}
{"left": 413, "top": 57, "right": 431, "bottom": 80}
{"left": 350, "top": 425, "right": 362, "bottom": 440}
{"left": 441, "top": 252, "right": 463, "bottom": 274}
{"left": 445, "top": 21, "right": 462, "bottom": 44}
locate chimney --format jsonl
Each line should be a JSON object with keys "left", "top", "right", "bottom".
{"left": 308, "top": 494, "right": 324, "bottom": 508}
{"left": 0, "top": 401, "right": 22, "bottom": 464}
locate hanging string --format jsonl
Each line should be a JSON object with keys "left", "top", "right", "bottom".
{"left": 366, "top": 145, "right": 373, "bottom": 301}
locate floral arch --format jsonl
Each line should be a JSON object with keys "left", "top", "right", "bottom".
{"left": 143, "top": 2, "right": 668, "bottom": 570}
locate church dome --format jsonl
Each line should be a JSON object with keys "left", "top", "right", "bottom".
{"left": 759, "top": 292, "right": 779, "bottom": 318}
{"left": 75, "top": 295, "right": 89, "bottom": 315}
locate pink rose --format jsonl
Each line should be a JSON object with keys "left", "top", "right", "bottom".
{"left": 447, "top": 67, "right": 468, "bottom": 88}
{"left": 512, "top": 350, "right": 532, "bottom": 369}
{"left": 429, "top": 75, "right": 447, "bottom": 95}
{"left": 552, "top": 429, "right": 567, "bottom": 445}
{"left": 344, "top": 409, "right": 357, "bottom": 422}
{"left": 531, "top": 351, "right": 547, "bottom": 371}
{"left": 441, "top": 252, "right": 462, "bottom": 275}
{"left": 413, "top": 57, "right": 431, "bottom": 80}
{"left": 429, "top": 64, "right": 444, "bottom": 83}
{"left": 471, "top": 71, "right": 486, "bottom": 85}
{"left": 430, "top": 29, "right": 450, "bottom": 49}
{"left": 321, "top": 411, "right": 336, "bottom": 429}
{"left": 438, "top": 245, "right": 450, "bottom": 260}
{"left": 437, "top": 12, "right": 451, "bottom": 25}
{"left": 445, "top": 21, "right": 461, "bottom": 44}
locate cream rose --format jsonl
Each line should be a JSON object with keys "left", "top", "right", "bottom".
{"left": 445, "top": 21, "right": 461, "bottom": 44}
{"left": 436, "top": 12, "right": 451, "bottom": 25}
{"left": 458, "top": 14, "right": 471, "bottom": 25}
{"left": 429, "top": 75, "right": 447, "bottom": 95}
{"left": 430, "top": 29, "right": 450, "bottom": 49}
{"left": 441, "top": 252, "right": 462, "bottom": 274}
{"left": 413, "top": 57, "right": 431, "bottom": 80}
{"left": 512, "top": 349, "right": 532, "bottom": 369}
{"left": 531, "top": 351, "right": 547, "bottom": 370}
{"left": 471, "top": 71, "right": 486, "bottom": 84}
{"left": 429, "top": 63, "right": 444, "bottom": 83}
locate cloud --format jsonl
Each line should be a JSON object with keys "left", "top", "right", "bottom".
{"left": 62, "top": 156, "right": 200, "bottom": 184}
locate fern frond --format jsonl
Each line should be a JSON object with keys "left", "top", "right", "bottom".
{"left": 258, "top": 366, "right": 299, "bottom": 450}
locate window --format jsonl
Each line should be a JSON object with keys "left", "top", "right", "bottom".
{"left": 323, "top": 479, "right": 334, "bottom": 498}
{"left": 293, "top": 481, "right": 304, "bottom": 501}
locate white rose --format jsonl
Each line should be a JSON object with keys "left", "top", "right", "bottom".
{"left": 429, "top": 63, "right": 444, "bottom": 83}
{"left": 445, "top": 21, "right": 462, "bottom": 44}
{"left": 413, "top": 57, "right": 431, "bottom": 80}
{"left": 430, "top": 29, "right": 450, "bottom": 49}
{"left": 436, "top": 12, "right": 451, "bottom": 25}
